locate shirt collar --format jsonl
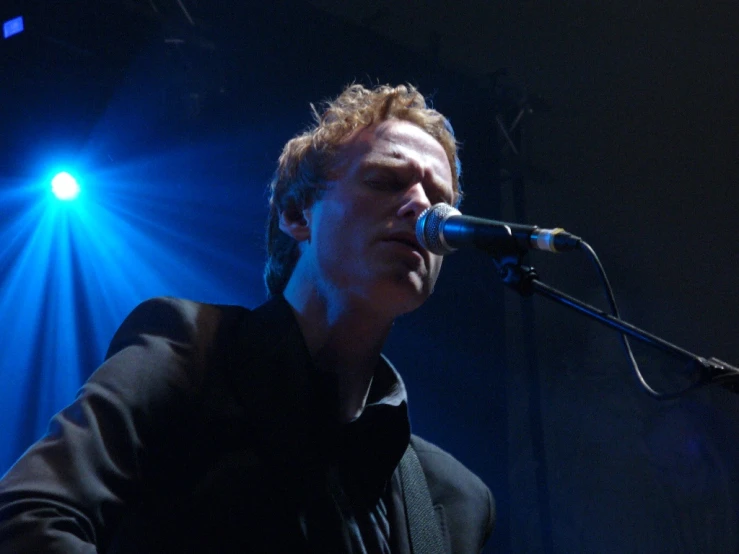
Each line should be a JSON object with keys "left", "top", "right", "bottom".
{"left": 229, "top": 294, "right": 411, "bottom": 496}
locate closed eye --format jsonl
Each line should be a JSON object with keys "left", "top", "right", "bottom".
{"left": 365, "top": 178, "right": 404, "bottom": 191}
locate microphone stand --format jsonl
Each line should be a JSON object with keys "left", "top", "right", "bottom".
{"left": 493, "top": 254, "right": 739, "bottom": 395}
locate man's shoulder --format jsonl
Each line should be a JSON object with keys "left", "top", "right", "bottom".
{"left": 106, "top": 296, "right": 251, "bottom": 360}
{"left": 410, "top": 434, "right": 495, "bottom": 547}
{"left": 122, "top": 296, "right": 251, "bottom": 328}
{"left": 410, "top": 434, "right": 489, "bottom": 496}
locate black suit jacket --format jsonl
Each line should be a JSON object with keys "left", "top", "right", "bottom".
{"left": 0, "top": 295, "right": 494, "bottom": 553}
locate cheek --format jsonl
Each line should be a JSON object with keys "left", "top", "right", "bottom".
{"left": 429, "top": 255, "right": 444, "bottom": 281}
{"left": 313, "top": 203, "right": 367, "bottom": 263}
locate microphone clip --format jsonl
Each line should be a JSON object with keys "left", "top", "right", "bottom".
{"left": 492, "top": 252, "right": 539, "bottom": 297}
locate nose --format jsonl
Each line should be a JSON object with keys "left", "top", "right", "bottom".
{"left": 397, "top": 182, "right": 432, "bottom": 221}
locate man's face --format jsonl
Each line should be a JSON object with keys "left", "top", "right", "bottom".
{"left": 294, "top": 119, "right": 455, "bottom": 317}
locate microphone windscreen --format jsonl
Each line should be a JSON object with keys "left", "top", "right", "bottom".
{"left": 416, "top": 203, "right": 461, "bottom": 255}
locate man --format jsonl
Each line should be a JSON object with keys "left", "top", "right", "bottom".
{"left": 0, "top": 84, "right": 494, "bottom": 552}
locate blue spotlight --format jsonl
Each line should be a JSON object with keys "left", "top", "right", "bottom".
{"left": 51, "top": 172, "right": 80, "bottom": 201}
{"left": 3, "top": 16, "right": 24, "bottom": 39}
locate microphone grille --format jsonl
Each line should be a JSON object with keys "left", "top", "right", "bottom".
{"left": 416, "top": 203, "right": 461, "bottom": 255}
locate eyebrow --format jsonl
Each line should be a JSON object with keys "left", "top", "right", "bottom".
{"left": 359, "top": 156, "right": 454, "bottom": 204}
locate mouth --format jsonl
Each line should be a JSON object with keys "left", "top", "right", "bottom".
{"left": 387, "top": 236, "right": 421, "bottom": 250}
{"left": 382, "top": 233, "right": 427, "bottom": 262}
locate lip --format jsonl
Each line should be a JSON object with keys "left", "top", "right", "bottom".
{"left": 382, "top": 231, "right": 428, "bottom": 261}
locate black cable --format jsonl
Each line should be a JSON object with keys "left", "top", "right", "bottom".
{"left": 578, "top": 240, "right": 709, "bottom": 400}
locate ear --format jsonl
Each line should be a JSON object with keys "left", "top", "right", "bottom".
{"left": 278, "top": 204, "right": 312, "bottom": 243}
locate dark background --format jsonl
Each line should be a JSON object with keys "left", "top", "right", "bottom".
{"left": 1, "top": 1, "right": 738, "bottom": 552}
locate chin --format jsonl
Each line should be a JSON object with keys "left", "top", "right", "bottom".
{"left": 375, "top": 279, "right": 432, "bottom": 318}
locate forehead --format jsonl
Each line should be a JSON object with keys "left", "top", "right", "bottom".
{"left": 340, "top": 120, "right": 453, "bottom": 185}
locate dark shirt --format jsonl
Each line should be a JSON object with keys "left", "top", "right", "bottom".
{"left": 285, "top": 298, "right": 414, "bottom": 552}
{"left": 228, "top": 294, "right": 413, "bottom": 552}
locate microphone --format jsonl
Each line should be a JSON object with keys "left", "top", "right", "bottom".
{"left": 416, "top": 203, "right": 582, "bottom": 256}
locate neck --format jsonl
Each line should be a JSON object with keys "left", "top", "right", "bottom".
{"left": 283, "top": 280, "right": 394, "bottom": 423}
